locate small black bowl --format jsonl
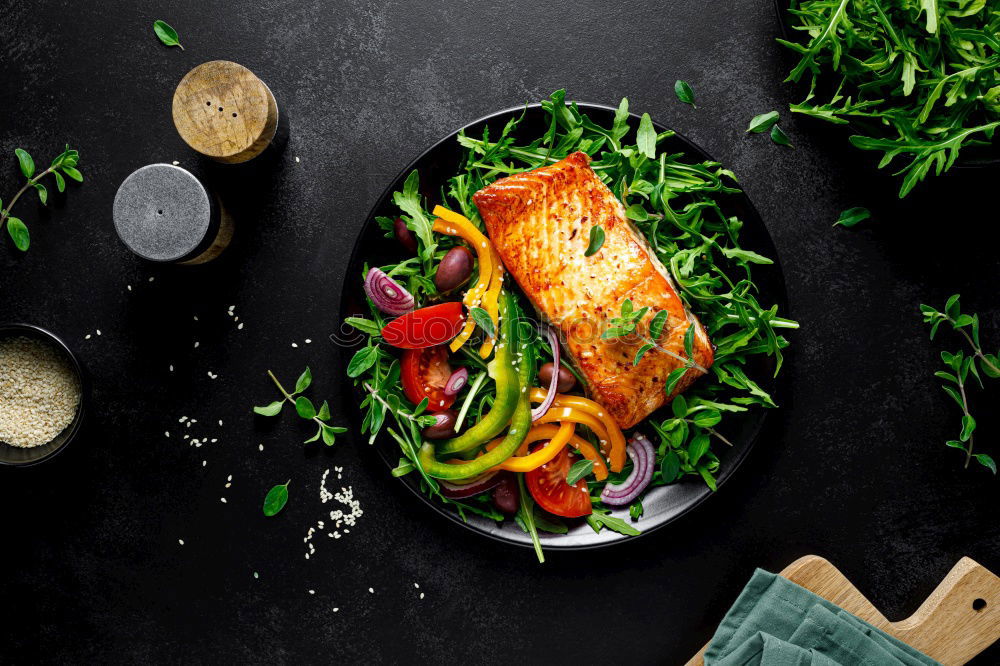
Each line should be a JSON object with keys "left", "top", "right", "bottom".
{"left": 0, "top": 323, "right": 85, "bottom": 467}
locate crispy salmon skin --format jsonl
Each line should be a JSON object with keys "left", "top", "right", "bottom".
{"left": 473, "top": 151, "right": 713, "bottom": 429}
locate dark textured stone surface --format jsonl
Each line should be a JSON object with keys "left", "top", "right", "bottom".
{"left": 1, "top": 1, "right": 998, "bottom": 663}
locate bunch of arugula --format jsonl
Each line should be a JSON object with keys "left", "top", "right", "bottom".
{"left": 346, "top": 90, "right": 797, "bottom": 547}
{"left": 779, "top": 0, "right": 1000, "bottom": 197}
{"left": 920, "top": 294, "right": 998, "bottom": 474}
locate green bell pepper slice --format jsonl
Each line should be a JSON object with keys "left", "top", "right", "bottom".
{"left": 420, "top": 293, "right": 534, "bottom": 480}
{"left": 435, "top": 289, "right": 521, "bottom": 457}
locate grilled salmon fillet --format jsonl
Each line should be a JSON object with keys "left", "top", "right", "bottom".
{"left": 473, "top": 151, "right": 713, "bottom": 429}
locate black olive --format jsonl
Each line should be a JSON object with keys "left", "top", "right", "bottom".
{"left": 434, "top": 246, "right": 474, "bottom": 292}
{"left": 491, "top": 473, "right": 519, "bottom": 515}
{"left": 394, "top": 217, "right": 418, "bottom": 253}
{"left": 538, "top": 362, "right": 576, "bottom": 393}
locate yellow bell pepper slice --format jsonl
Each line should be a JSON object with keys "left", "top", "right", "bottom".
{"left": 484, "top": 422, "right": 574, "bottom": 472}
{"left": 529, "top": 389, "right": 626, "bottom": 471}
{"left": 532, "top": 400, "right": 626, "bottom": 473}
{"left": 478, "top": 246, "right": 504, "bottom": 359}
{"left": 431, "top": 205, "right": 497, "bottom": 353}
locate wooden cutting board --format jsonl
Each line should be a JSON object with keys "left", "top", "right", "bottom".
{"left": 685, "top": 555, "right": 1000, "bottom": 666}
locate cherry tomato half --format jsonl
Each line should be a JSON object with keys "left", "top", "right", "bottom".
{"left": 401, "top": 346, "right": 456, "bottom": 411}
{"left": 525, "top": 447, "right": 593, "bottom": 518}
{"left": 381, "top": 302, "right": 465, "bottom": 349}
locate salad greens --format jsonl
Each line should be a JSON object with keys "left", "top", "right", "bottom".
{"left": 920, "top": 294, "right": 998, "bottom": 474}
{"left": 348, "top": 91, "right": 797, "bottom": 551}
{"left": 780, "top": 0, "right": 1000, "bottom": 197}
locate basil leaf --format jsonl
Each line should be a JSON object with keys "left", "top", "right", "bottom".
{"left": 566, "top": 459, "right": 594, "bottom": 485}
{"left": 660, "top": 450, "right": 681, "bottom": 484}
{"left": 674, "top": 80, "right": 696, "bottom": 107}
{"left": 770, "top": 125, "right": 793, "bottom": 147}
{"left": 747, "top": 111, "right": 780, "bottom": 133}
{"left": 152, "top": 20, "right": 184, "bottom": 49}
{"left": 61, "top": 166, "right": 84, "bottom": 182}
{"left": 294, "top": 366, "right": 312, "bottom": 394}
{"left": 834, "top": 207, "right": 871, "bottom": 228}
{"left": 469, "top": 306, "right": 495, "bottom": 338}
{"left": 649, "top": 310, "right": 669, "bottom": 340}
{"left": 664, "top": 367, "right": 687, "bottom": 396}
{"left": 347, "top": 346, "right": 379, "bottom": 377}
{"left": 253, "top": 400, "right": 284, "bottom": 416}
{"left": 7, "top": 218, "right": 29, "bottom": 251}
{"left": 295, "top": 396, "right": 316, "bottom": 419}
{"left": 262, "top": 482, "right": 289, "bottom": 516}
{"left": 636, "top": 112, "right": 657, "bottom": 158}
{"left": 633, "top": 343, "right": 655, "bottom": 366}
{"left": 584, "top": 225, "right": 605, "bottom": 256}
{"left": 14, "top": 149, "right": 34, "bottom": 178}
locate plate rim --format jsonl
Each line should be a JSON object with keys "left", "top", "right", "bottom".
{"left": 340, "top": 100, "right": 791, "bottom": 550}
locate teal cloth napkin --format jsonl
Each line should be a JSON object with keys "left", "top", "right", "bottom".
{"left": 703, "top": 569, "right": 939, "bottom": 666}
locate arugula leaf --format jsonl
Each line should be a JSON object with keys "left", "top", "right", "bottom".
{"left": 636, "top": 113, "right": 657, "bottom": 158}
{"left": 586, "top": 511, "right": 641, "bottom": 536}
{"left": 344, "top": 317, "right": 382, "bottom": 336}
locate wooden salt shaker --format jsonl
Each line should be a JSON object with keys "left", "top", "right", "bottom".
{"left": 113, "top": 164, "right": 233, "bottom": 264}
{"left": 172, "top": 60, "right": 282, "bottom": 163}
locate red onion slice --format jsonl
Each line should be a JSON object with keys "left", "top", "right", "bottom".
{"left": 444, "top": 367, "right": 469, "bottom": 396}
{"left": 364, "top": 267, "right": 415, "bottom": 316}
{"left": 439, "top": 470, "right": 501, "bottom": 498}
{"left": 531, "top": 324, "right": 561, "bottom": 421}
{"left": 600, "top": 432, "right": 655, "bottom": 506}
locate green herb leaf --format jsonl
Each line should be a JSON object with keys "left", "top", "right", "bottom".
{"left": 770, "top": 125, "right": 793, "bottom": 147}
{"left": 960, "top": 413, "right": 976, "bottom": 441}
{"left": 61, "top": 166, "right": 83, "bottom": 182}
{"left": 294, "top": 366, "right": 312, "bottom": 394}
{"left": 674, "top": 80, "right": 696, "bottom": 108}
{"left": 636, "top": 113, "right": 657, "bottom": 158}
{"left": 747, "top": 111, "right": 780, "bottom": 133}
{"left": 53, "top": 170, "right": 66, "bottom": 193}
{"left": 611, "top": 97, "right": 630, "bottom": 146}
{"left": 586, "top": 511, "right": 641, "bottom": 536}
{"left": 672, "top": 394, "right": 688, "bottom": 418}
{"left": 692, "top": 409, "right": 722, "bottom": 427}
{"left": 344, "top": 316, "right": 382, "bottom": 336}
{"left": 7, "top": 218, "right": 29, "bottom": 251}
{"left": 633, "top": 343, "right": 655, "bottom": 366}
{"left": 14, "top": 149, "right": 34, "bottom": 178}
{"left": 688, "top": 433, "right": 710, "bottom": 466}
{"left": 660, "top": 450, "right": 681, "bottom": 484}
{"left": 262, "top": 481, "right": 289, "bottom": 517}
{"left": 625, "top": 203, "right": 650, "bottom": 221}
{"left": 321, "top": 423, "right": 346, "bottom": 446}
{"left": 834, "top": 207, "right": 871, "bottom": 228}
{"left": 664, "top": 367, "right": 687, "bottom": 396}
{"left": 253, "top": 401, "right": 283, "bottom": 416}
{"left": 683, "top": 323, "right": 696, "bottom": 359}
{"left": 152, "top": 20, "right": 184, "bottom": 49}
{"left": 517, "top": 474, "right": 545, "bottom": 563}
{"left": 628, "top": 499, "right": 644, "bottom": 520}
{"left": 649, "top": 310, "right": 669, "bottom": 340}
{"left": 317, "top": 400, "right": 331, "bottom": 420}
{"left": 347, "top": 346, "right": 379, "bottom": 377}
{"left": 470, "top": 306, "right": 495, "bottom": 338}
{"left": 566, "top": 459, "right": 594, "bottom": 485}
{"left": 34, "top": 183, "right": 47, "bottom": 205}
{"left": 975, "top": 454, "right": 997, "bottom": 475}
{"left": 584, "top": 225, "right": 605, "bottom": 256}
{"left": 295, "top": 396, "right": 316, "bottom": 419}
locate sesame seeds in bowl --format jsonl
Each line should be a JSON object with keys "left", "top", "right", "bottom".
{"left": 0, "top": 324, "right": 85, "bottom": 466}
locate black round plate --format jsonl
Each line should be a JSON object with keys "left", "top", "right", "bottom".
{"left": 338, "top": 103, "right": 790, "bottom": 549}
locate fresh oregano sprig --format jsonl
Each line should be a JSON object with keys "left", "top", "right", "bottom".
{"left": 602, "top": 299, "right": 649, "bottom": 340}
{"left": 2, "top": 145, "right": 82, "bottom": 251}
{"left": 254, "top": 366, "right": 347, "bottom": 445}
{"left": 920, "top": 294, "right": 998, "bottom": 474}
